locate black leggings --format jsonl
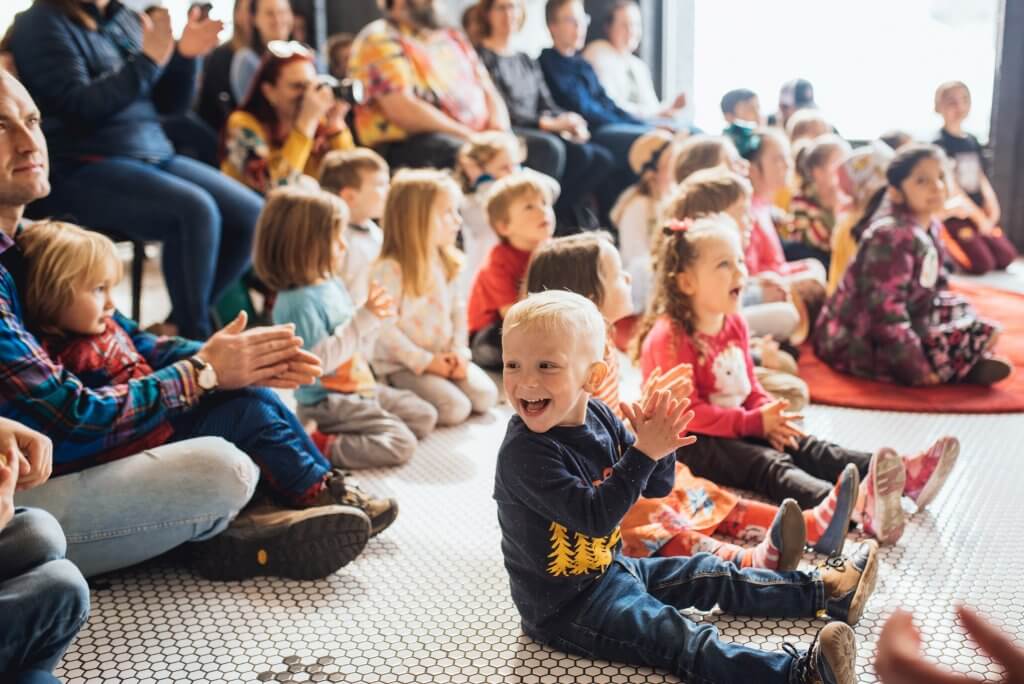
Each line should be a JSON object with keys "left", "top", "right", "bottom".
{"left": 679, "top": 434, "right": 872, "bottom": 509}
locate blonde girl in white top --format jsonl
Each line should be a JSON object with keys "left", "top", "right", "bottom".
{"left": 370, "top": 169, "right": 498, "bottom": 426}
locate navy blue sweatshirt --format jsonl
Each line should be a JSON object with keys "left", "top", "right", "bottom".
{"left": 493, "top": 399, "right": 675, "bottom": 632}
{"left": 8, "top": 1, "right": 199, "bottom": 163}
{"left": 537, "top": 48, "right": 643, "bottom": 129}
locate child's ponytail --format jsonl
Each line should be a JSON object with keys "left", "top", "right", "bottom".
{"left": 850, "top": 186, "right": 888, "bottom": 242}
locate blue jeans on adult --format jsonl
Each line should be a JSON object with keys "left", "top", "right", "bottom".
{"left": 170, "top": 388, "right": 332, "bottom": 505}
{"left": 532, "top": 554, "right": 825, "bottom": 683}
{"left": 16, "top": 437, "right": 259, "bottom": 578}
{"left": 36, "top": 155, "right": 263, "bottom": 339}
{"left": 0, "top": 508, "right": 90, "bottom": 677}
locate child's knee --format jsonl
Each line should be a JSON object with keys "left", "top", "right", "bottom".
{"left": 435, "top": 390, "right": 474, "bottom": 426}
{"left": 400, "top": 398, "right": 439, "bottom": 439}
{"left": 470, "top": 379, "right": 499, "bottom": 414}
{"left": 9, "top": 508, "right": 68, "bottom": 565}
{"left": 42, "top": 558, "right": 91, "bottom": 626}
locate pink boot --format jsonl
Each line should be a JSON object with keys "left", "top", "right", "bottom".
{"left": 903, "top": 436, "right": 960, "bottom": 510}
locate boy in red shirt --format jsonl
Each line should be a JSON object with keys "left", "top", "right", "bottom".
{"left": 467, "top": 172, "right": 555, "bottom": 370}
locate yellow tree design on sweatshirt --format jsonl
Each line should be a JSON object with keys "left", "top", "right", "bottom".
{"left": 547, "top": 523, "right": 574, "bottom": 576}
{"left": 546, "top": 522, "right": 620, "bottom": 576}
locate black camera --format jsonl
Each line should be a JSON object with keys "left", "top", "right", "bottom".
{"left": 190, "top": 2, "right": 214, "bottom": 19}
{"left": 318, "top": 75, "right": 366, "bottom": 106}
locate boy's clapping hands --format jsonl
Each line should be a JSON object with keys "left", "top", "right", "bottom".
{"left": 622, "top": 389, "right": 696, "bottom": 462}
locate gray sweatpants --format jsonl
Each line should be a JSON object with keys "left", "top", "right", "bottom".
{"left": 297, "top": 386, "right": 439, "bottom": 469}
{"left": 387, "top": 362, "right": 498, "bottom": 427}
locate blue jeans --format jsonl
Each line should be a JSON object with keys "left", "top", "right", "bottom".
{"left": 170, "top": 388, "right": 332, "bottom": 504}
{"left": 0, "top": 508, "right": 89, "bottom": 676}
{"left": 16, "top": 438, "right": 258, "bottom": 577}
{"left": 40, "top": 155, "right": 262, "bottom": 338}
{"left": 533, "top": 555, "right": 825, "bottom": 684}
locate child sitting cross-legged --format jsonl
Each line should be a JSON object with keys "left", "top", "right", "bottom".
{"left": 370, "top": 169, "right": 498, "bottom": 426}
{"left": 816, "top": 144, "right": 1011, "bottom": 387}
{"left": 495, "top": 288, "right": 880, "bottom": 684}
{"left": 635, "top": 214, "right": 960, "bottom": 544}
{"left": 524, "top": 232, "right": 859, "bottom": 568}
{"left": 467, "top": 171, "right": 556, "bottom": 370}
{"left": 254, "top": 186, "right": 438, "bottom": 473}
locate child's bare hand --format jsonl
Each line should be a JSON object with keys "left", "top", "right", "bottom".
{"left": 761, "top": 399, "right": 806, "bottom": 451}
{"left": 641, "top": 364, "right": 693, "bottom": 410}
{"left": 365, "top": 281, "right": 395, "bottom": 319}
{"left": 424, "top": 354, "right": 452, "bottom": 377}
{"left": 447, "top": 353, "right": 468, "bottom": 380}
{"left": 623, "top": 389, "right": 697, "bottom": 461}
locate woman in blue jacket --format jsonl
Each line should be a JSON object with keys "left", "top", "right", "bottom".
{"left": 8, "top": 0, "right": 261, "bottom": 339}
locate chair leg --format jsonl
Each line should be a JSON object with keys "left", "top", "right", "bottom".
{"left": 131, "top": 242, "right": 144, "bottom": 323}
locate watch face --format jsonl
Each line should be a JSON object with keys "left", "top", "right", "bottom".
{"left": 199, "top": 366, "right": 217, "bottom": 390}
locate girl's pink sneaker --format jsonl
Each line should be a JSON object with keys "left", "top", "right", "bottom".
{"left": 903, "top": 436, "right": 959, "bottom": 510}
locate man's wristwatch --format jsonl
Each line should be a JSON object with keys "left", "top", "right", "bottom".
{"left": 187, "top": 356, "right": 219, "bottom": 392}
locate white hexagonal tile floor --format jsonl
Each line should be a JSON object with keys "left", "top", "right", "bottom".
{"left": 56, "top": 262, "right": 1020, "bottom": 684}
{"left": 54, "top": 396, "right": 1023, "bottom": 684}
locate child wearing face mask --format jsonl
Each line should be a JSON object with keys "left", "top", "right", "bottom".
{"left": 370, "top": 169, "right": 498, "bottom": 427}
{"left": 495, "top": 287, "right": 877, "bottom": 684}
{"left": 816, "top": 144, "right": 1009, "bottom": 387}
{"left": 636, "top": 213, "right": 960, "bottom": 544}
{"left": 525, "top": 232, "right": 858, "bottom": 570}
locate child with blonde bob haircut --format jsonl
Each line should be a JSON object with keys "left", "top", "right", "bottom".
{"left": 468, "top": 171, "right": 556, "bottom": 370}
{"left": 17, "top": 221, "right": 173, "bottom": 461}
{"left": 254, "top": 187, "right": 437, "bottom": 477}
{"left": 370, "top": 169, "right": 498, "bottom": 426}
{"left": 495, "top": 287, "right": 876, "bottom": 684}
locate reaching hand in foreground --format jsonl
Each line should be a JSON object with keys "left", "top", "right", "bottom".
{"left": 875, "top": 607, "right": 1024, "bottom": 684}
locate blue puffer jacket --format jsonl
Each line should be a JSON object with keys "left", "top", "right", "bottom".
{"left": 8, "top": 0, "right": 199, "bottom": 163}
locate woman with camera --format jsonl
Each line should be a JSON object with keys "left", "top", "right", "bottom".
{"left": 7, "top": 0, "right": 262, "bottom": 340}
{"left": 221, "top": 42, "right": 356, "bottom": 194}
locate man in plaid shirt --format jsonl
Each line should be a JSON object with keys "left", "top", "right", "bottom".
{"left": 0, "top": 69, "right": 387, "bottom": 582}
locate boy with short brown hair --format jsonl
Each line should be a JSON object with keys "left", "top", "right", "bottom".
{"left": 319, "top": 148, "right": 391, "bottom": 303}
{"left": 466, "top": 172, "right": 555, "bottom": 370}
